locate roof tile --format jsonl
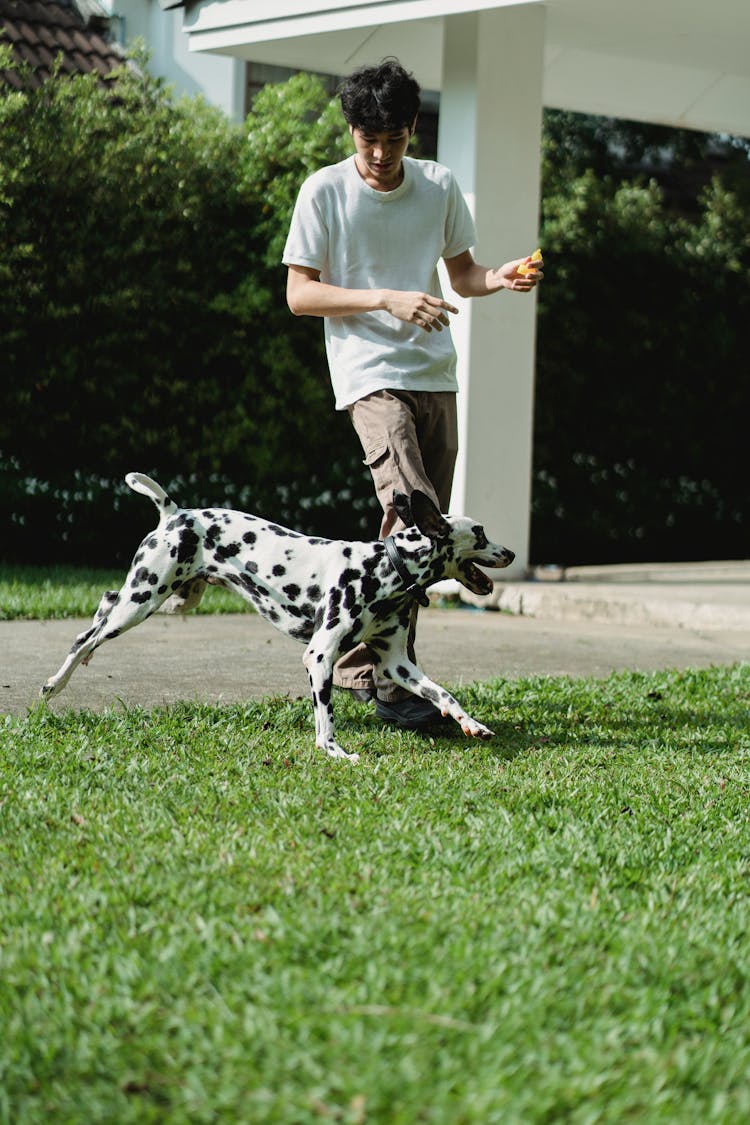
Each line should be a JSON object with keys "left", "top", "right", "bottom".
{"left": 55, "top": 27, "right": 74, "bottom": 51}
{"left": 0, "top": 0, "right": 125, "bottom": 87}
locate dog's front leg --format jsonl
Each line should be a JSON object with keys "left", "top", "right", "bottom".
{"left": 303, "top": 643, "right": 359, "bottom": 762}
{"left": 379, "top": 650, "right": 495, "bottom": 739}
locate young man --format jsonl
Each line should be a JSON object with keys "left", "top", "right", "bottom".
{"left": 283, "top": 58, "right": 542, "bottom": 729}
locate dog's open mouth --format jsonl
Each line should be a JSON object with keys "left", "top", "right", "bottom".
{"left": 459, "top": 561, "right": 495, "bottom": 596}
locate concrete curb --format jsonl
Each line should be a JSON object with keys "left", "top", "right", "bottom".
{"left": 457, "top": 559, "right": 750, "bottom": 631}
{"left": 495, "top": 583, "right": 750, "bottom": 630}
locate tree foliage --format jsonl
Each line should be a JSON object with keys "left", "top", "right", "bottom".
{"left": 0, "top": 61, "right": 371, "bottom": 563}
{"left": 532, "top": 114, "right": 750, "bottom": 563}
{"left": 244, "top": 72, "right": 351, "bottom": 267}
{"left": 0, "top": 63, "right": 747, "bottom": 566}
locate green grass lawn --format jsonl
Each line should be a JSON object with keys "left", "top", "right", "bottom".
{"left": 1, "top": 569, "right": 750, "bottom": 1122}
{"left": 0, "top": 565, "right": 251, "bottom": 621}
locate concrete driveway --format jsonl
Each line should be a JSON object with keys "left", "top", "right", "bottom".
{"left": 3, "top": 559, "right": 748, "bottom": 717}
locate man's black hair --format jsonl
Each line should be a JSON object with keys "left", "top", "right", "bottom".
{"left": 339, "top": 58, "right": 421, "bottom": 132}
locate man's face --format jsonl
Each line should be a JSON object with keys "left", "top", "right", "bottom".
{"left": 349, "top": 121, "right": 415, "bottom": 190}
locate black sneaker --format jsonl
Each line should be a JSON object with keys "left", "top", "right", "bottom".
{"left": 374, "top": 695, "right": 452, "bottom": 731}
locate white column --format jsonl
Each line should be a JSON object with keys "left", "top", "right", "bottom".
{"left": 438, "top": 3, "right": 545, "bottom": 587}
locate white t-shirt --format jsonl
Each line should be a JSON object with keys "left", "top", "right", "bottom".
{"left": 283, "top": 154, "right": 476, "bottom": 410}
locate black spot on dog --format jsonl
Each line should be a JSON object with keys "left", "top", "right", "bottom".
{"left": 243, "top": 530, "right": 256, "bottom": 545}
{"left": 283, "top": 584, "right": 301, "bottom": 601}
{"left": 373, "top": 594, "right": 402, "bottom": 620}
{"left": 272, "top": 564, "right": 286, "bottom": 577}
{"left": 307, "top": 584, "right": 322, "bottom": 602}
{"left": 216, "top": 542, "right": 241, "bottom": 561}
{"left": 204, "top": 523, "right": 222, "bottom": 549}
{"left": 177, "top": 528, "right": 199, "bottom": 564}
{"left": 325, "top": 590, "right": 342, "bottom": 629}
{"left": 343, "top": 585, "right": 357, "bottom": 612}
{"left": 167, "top": 513, "right": 193, "bottom": 533}
{"left": 131, "top": 591, "right": 152, "bottom": 605}
{"left": 361, "top": 575, "right": 380, "bottom": 603}
{"left": 71, "top": 627, "right": 96, "bottom": 652}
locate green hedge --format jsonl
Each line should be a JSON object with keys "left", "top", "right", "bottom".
{"left": 533, "top": 168, "right": 750, "bottom": 564}
{"left": 0, "top": 60, "right": 375, "bottom": 564}
{"left": 0, "top": 55, "right": 748, "bottom": 566}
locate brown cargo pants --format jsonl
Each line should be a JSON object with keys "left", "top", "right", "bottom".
{"left": 333, "top": 388, "right": 458, "bottom": 702}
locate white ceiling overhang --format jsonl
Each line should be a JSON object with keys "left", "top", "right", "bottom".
{"left": 180, "top": 0, "right": 750, "bottom": 137}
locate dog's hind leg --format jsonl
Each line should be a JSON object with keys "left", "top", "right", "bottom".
{"left": 41, "top": 581, "right": 174, "bottom": 700}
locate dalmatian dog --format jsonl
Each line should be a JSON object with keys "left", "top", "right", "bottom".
{"left": 41, "top": 473, "right": 515, "bottom": 761}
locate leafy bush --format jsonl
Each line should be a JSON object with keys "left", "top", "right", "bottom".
{"left": 532, "top": 122, "right": 750, "bottom": 564}
{"left": 0, "top": 60, "right": 375, "bottom": 564}
{"left": 1, "top": 61, "right": 748, "bottom": 567}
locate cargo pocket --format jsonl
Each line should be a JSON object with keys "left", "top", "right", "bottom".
{"left": 363, "top": 441, "right": 389, "bottom": 470}
{"left": 362, "top": 441, "right": 397, "bottom": 514}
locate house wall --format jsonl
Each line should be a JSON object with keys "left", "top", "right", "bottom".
{"left": 112, "top": 0, "right": 247, "bottom": 119}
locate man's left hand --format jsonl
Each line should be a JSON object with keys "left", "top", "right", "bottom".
{"left": 487, "top": 255, "right": 544, "bottom": 293}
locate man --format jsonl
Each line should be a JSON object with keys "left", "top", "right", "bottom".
{"left": 283, "top": 58, "right": 542, "bottom": 729}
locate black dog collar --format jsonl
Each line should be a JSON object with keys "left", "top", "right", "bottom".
{"left": 384, "top": 536, "right": 431, "bottom": 608}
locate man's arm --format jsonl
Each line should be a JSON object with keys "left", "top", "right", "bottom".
{"left": 444, "top": 249, "right": 543, "bottom": 298}
{"left": 286, "top": 264, "right": 458, "bottom": 333}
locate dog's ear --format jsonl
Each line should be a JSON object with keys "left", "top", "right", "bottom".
{"left": 392, "top": 490, "right": 413, "bottom": 527}
{"left": 409, "top": 490, "right": 450, "bottom": 539}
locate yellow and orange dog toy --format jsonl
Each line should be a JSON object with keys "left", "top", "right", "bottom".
{"left": 517, "top": 248, "right": 543, "bottom": 276}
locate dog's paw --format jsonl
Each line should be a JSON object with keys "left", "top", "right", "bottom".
{"left": 460, "top": 717, "right": 495, "bottom": 739}
{"left": 319, "top": 739, "right": 360, "bottom": 763}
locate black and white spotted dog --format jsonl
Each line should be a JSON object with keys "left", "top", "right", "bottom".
{"left": 42, "top": 473, "right": 515, "bottom": 761}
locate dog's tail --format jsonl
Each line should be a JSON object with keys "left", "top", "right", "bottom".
{"left": 125, "top": 473, "right": 178, "bottom": 519}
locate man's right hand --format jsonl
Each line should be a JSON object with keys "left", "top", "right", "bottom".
{"left": 383, "top": 291, "right": 459, "bottom": 333}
